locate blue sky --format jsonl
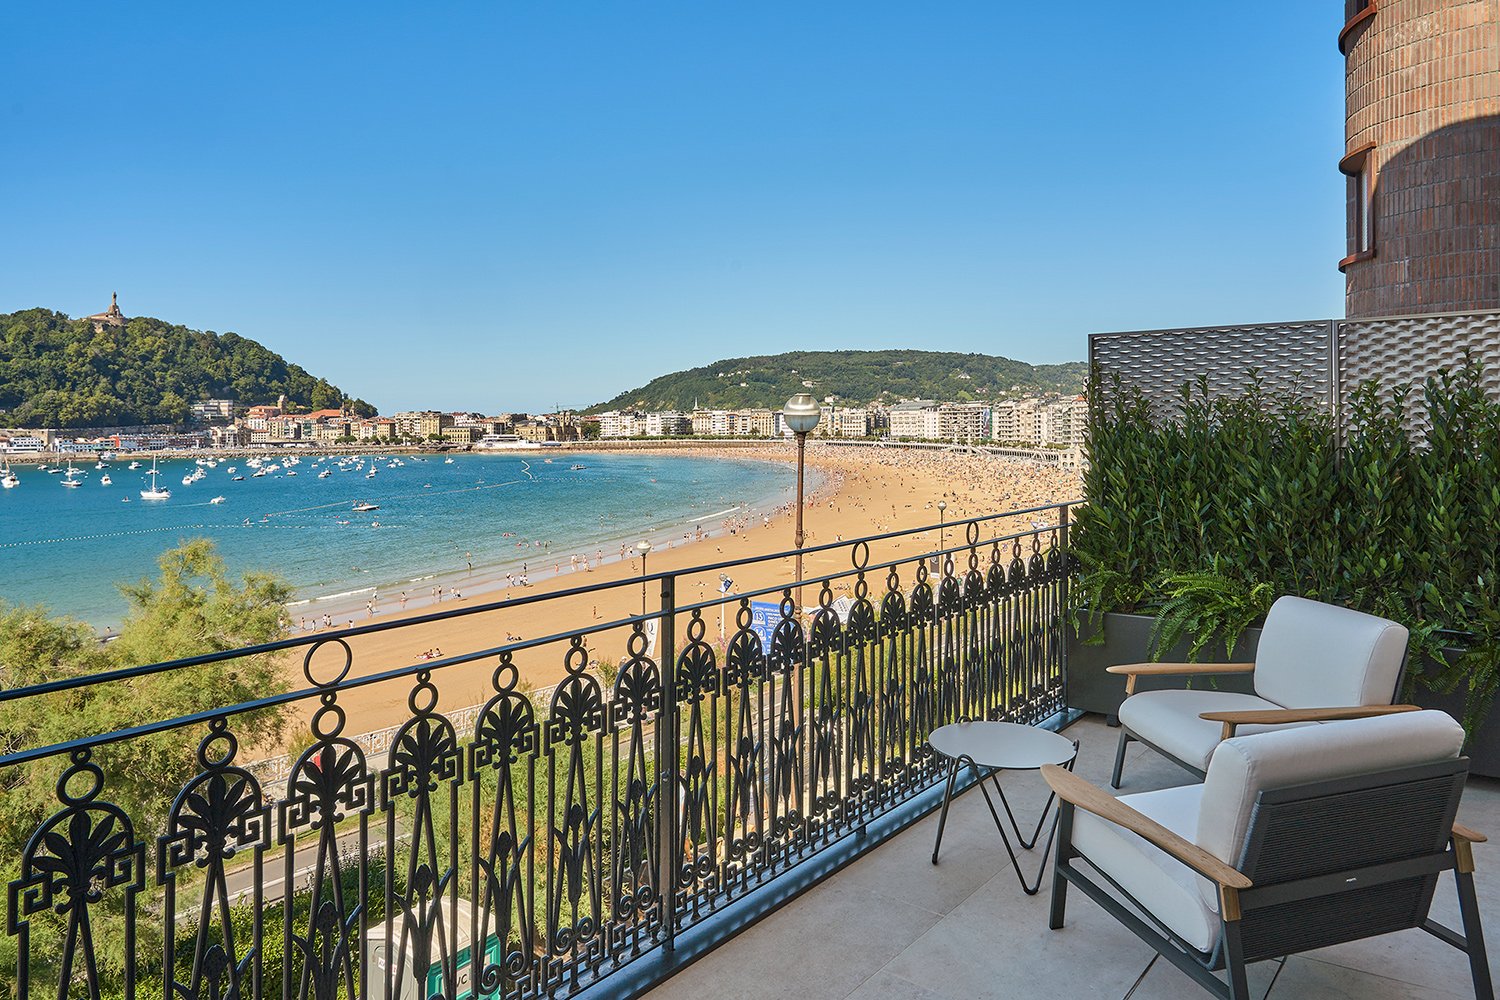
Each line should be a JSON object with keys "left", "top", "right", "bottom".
{"left": 0, "top": 3, "right": 1344, "bottom": 414}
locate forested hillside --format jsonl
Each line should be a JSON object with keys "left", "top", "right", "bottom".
{"left": 0, "top": 308, "right": 375, "bottom": 427}
{"left": 590, "top": 349, "right": 1085, "bottom": 413}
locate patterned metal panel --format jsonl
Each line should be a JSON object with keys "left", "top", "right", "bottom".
{"left": 1090, "top": 311, "right": 1500, "bottom": 431}
{"left": 1338, "top": 310, "right": 1500, "bottom": 430}
{"left": 1090, "top": 321, "right": 1333, "bottom": 416}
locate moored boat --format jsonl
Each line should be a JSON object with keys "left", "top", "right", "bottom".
{"left": 140, "top": 459, "right": 171, "bottom": 501}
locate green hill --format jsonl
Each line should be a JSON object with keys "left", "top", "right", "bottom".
{"left": 0, "top": 307, "right": 375, "bottom": 428}
{"left": 589, "top": 350, "right": 1086, "bottom": 413}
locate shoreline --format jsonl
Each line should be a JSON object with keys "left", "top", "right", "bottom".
{"left": 270, "top": 444, "right": 1081, "bottom": 750}
{"left": 287, "top": 444, "right": 838, "bottom": 628}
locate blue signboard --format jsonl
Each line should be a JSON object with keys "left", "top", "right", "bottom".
{"left": 750, "top": 600, "right": 779, "bottom": 651}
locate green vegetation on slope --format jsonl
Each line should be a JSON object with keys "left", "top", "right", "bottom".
{"left": 0, "top": 307, "right": 375, "bottom": 427}
{"left": 0, "top": 540, "right": 291, "bottom": 984}
{"left": 588, "top": 349, "right": 1086, "bottom": 413}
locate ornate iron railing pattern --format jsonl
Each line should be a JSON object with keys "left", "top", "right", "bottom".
{"left": 0, "top": 503, "right": 1075, "bottom": 1000}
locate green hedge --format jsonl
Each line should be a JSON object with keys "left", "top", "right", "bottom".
{"left": 1075, "top": 361, "right": 1500, "bottom": 734}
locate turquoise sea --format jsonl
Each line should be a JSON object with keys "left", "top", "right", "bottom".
{"left": 0, "top": 451, "right": 804, "bottom": 629}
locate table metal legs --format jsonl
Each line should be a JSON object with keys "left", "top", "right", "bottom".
{"left": 930, "top": 742, "right": 1080, "bottom": 896}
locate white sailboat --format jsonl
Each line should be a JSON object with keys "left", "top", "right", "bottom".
{"left": 1, "top": 459, "right": 18, "bottom": 489}
{"left": 61, "top": 460, "right": 83, "bottom": 488}
{"left": 140, "top": 458, "right": 171, "bottom": 501}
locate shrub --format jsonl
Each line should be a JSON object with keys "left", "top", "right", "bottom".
{"left": 1076, "top": 360, "right": 1500, "bottom": 734}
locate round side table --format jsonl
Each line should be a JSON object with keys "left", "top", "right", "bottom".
{"left": 928, "top": 721, "right": 1080, "bottom": 895}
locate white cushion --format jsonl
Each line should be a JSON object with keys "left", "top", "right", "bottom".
{"left": 1118, "top": 689, "right": 1311, "bottom": 773}
{"left": 1072, "top": 784, "right": 1218, "bottom": 952}
{"left": 1252, "top": 596, "right": 1408, "bottom": 709}
{"left": 1195, "top": 710, "right": 1466, "bottom": 909}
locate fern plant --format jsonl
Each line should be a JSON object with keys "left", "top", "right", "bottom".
{"left": 1148, "top": 562, "right": 1275, "bottom": 661}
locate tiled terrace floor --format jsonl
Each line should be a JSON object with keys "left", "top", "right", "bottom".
{"left": 647, "top": 714, "right": 1500, "bottom": 1000}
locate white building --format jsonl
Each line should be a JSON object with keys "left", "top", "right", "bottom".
{"left": 645, "top": 411, "right": 691, "bottom": 437}
{"left": 836, "top": 408, "right": 870, "bottom": 438}
{"left": 598, "top": 410, "right": 646, "bottom": 438}
{"left": 737, "top": 408, "right": 776, "bottom": 437}
{"left": 189, "top": 399, "right": 235, "bottom": 422}
{"left": 938, "top": 402, "right": 990, "bottom": 443}
{"left": 991, "top": 396, "right": 1088, "bottom": 446}
{"left": 889, "top": 400, "right": 941, "bottom": 440}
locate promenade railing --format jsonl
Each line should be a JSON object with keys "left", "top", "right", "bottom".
{"left": 0, "top": 500, "right": 1077, "bottom": 1000}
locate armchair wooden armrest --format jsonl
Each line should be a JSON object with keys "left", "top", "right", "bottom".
{"left": 1452, "top": 822, "right": 1487, "bottom": 874}
{"left": 1199, "top": 704, "right": 1422, "bottom": 740}
{"left": 1106, "top": 661, "right": 1256, "bottom": 695}
{"left": 1042, "top": 764, "right": 1251, "bottom": 891}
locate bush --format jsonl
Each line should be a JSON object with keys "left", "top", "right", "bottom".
{"left": 1075, "top": 360, "right": 1500, "bottom": 734}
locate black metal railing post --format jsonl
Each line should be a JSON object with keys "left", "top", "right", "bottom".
{"left": 656, "top": 573, "right": 679, "bottom": 952}
{"left": 1058, "top": 503, "right": 1071, "bottom": 709}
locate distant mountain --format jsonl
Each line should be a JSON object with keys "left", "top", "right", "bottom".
{"left": 0, "top": 304, "right": 375, "bottom": 428}
{"left": 588, "top": 350, "right": 1086, "bottom": 413}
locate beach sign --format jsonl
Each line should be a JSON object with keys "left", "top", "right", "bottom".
{"left": 749, "top": 601, "right": 778, "bottom": 650}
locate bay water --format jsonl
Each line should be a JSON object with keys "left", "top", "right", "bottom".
{"left": 0, "top": 451, "right": 802, "bottom": 629}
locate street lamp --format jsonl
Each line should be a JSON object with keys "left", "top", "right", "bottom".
{"left": 936, "top": 500, "right": 948, "bottom": 578}
{"left": 783, "top": 393, "right": 821, "bottom": 611}
{"left": 636, "top": 540, "right": 652, "bottom": 615}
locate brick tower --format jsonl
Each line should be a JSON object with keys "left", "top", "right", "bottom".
{"left": 1340, "top": 0, "right": 1499, "bottom": 317}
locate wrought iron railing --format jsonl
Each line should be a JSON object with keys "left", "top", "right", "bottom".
{"left": 0, "top": 501, "right": 1076, "bottom": 1000}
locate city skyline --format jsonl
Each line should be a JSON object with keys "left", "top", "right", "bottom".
{"left": 1, "top": 4, "right": 1345, "bottom": 413}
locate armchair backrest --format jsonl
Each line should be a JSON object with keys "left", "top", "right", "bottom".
{"left": 1196, "top": 710, "right": 1464, "bottom": 878}
{"left": 1251, "top": 595, "right": 1408, "bottom": 708}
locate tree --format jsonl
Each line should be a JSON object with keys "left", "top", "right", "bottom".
{"left": 0, "top": 540, "right": 293, "bottom": 989}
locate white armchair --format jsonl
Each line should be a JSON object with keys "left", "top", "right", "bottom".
{"left": 1107, "top": 595, "right": 1411, "bottom": 787}
{"left": 1045, "top": 711, "right": 1491, "bottom": 1000}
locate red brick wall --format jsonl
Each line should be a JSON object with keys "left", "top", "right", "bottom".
{"left": 1342, "top": 0, "right": 1499, "bottom": 317}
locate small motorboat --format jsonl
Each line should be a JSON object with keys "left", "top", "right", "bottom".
{"left": 352, "top": 501, "right": 379, "bottom": 513}
{"left": 100, "top": 474, "right": 112, "bottom": 486}
{"left": 210, "top": 495, "right": 226, "bottom": 504}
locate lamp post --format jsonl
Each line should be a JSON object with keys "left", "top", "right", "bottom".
{"left": 937, "top": 500, "right": 948, "bottom": 573}
{"left": 782, "top": 393, "right": 821, "bottom": 611}
{"left": 636, "top": 540, "right": 652, "bottom": 615}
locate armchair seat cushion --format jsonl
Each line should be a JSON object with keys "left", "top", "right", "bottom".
{"left": 1118, "top": 689, "right": 1315, "bottom": 774}
{"left": 1071, "top": 784, "right": 1217, "bottom": 952}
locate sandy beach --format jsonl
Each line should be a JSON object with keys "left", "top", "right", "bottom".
{"left": 281, "top": 444, "right": 1082, "bottom": 748}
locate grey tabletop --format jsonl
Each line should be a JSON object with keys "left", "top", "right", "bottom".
{"left": 928, "top": 721, "right": 1077, "bottom": 770}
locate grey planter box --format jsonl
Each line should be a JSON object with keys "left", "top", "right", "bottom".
{"left": 1411, "top": 650, "right": 1500, "bottom": 779}
{"left": 1066, "top": 610, "right": 1261, "bottom": 718}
